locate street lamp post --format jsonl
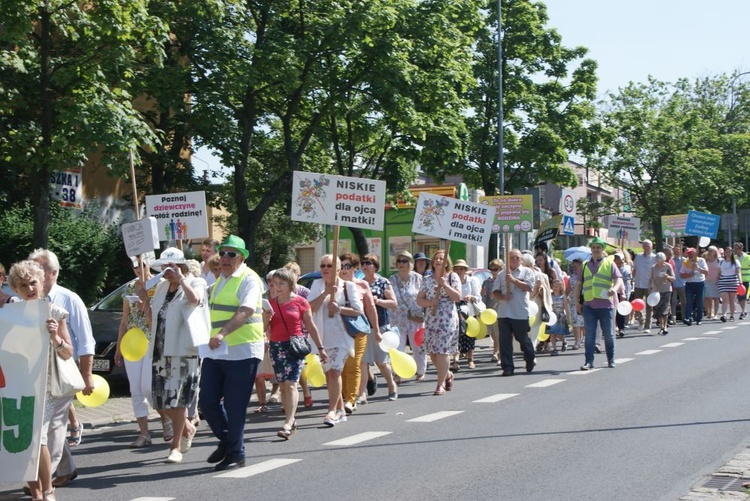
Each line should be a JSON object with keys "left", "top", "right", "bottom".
{"left": 497, "top": 0, "right": 505, "bottom": 259}
{"left": 727, "top": 71, "right": 750, "bottom": 246}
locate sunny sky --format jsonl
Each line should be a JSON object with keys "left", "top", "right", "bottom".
{"left": 543, "top": 0, "right": 750, "bottom": 97}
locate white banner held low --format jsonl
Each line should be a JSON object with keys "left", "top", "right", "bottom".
{"left": 412, "top": 193, "right": 495, "bottom": 246}
{"left": 0, "top": 300, "right": 49, "bottom": 482}
{"left": 291, "top": 171, "right": 386, "bottom": 230}
{"left": 145, "top": 191, "right": 209, "bottom": 242}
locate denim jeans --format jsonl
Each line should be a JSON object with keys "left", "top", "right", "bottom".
{"left": 685, "top": 282, "right": 705, "bottom": 322}
{"left": 582, "top": 305, "right": 615, "bottom": 365}
{"left": 199, "top": 357, "right": 260, "bottom": 458}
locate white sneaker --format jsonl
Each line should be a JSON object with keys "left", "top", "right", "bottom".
{"left": 166, "top": 449, "right": 183, "bottom": 463}
{"left": 644, "top": 328, "right": 651, "bottom": 333}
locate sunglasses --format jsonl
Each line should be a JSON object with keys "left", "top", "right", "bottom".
{"left": 219, "top": 251, "right": 240, "bottom": 258}
{"left": 396, "top": 259, "right": 410, "bottom": 264}
{"left": 341, "top": 263, "right": 353, "bottom": 270}
{"left": 490, "top": 268, "right": 500, "bottom": 272}
{"left": 320, "top": 264, "right": 333, "bottom": 269}
{"left": 361, "top": 261, "right": 374, "bottom": 266}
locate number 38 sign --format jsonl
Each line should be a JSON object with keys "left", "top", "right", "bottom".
{"left": 49, "top": 169, "right": 83, "bottom": 210}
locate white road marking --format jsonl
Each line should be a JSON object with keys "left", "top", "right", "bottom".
{"left": 683, "top": 337, "right": 718, "bottom": 341}
{"left": 568, "top": 368, "right": 603, "bottom": 375}
{"left": 323, "top": 432, "right": 392, "bottom": 447}
{"left": 702, "top": 330, "right": 722, "bottom": 334}
{"left": 131, "top": 498, "right": 175, "bottom": 501}
{"left": 635, "top": 349, "right": 662, "bottom": 355}
{"left": 473, "top": 393, "right": 519, "bottom": 403}
{"left": 660, "top": 342, "right": 684, "bottom": 348}
{"left": 215, "top": 458, "right": 303, "bottom": 479}
{"left": 722, "top": 326, "right": 739, "bottom": 330}
{"left": 407, "top": 411, "right": 464, "bottom": 423}
{"left": 614, "top": 358, "right": 635, "bottom": 364}
{"left": 739, "top": 322, "right": 750, "bottom": 326}
{"left": 525, "top": 379, "right": 565, "bottom": 388}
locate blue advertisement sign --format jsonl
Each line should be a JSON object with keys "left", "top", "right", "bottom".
{"left": 684, "top": 210, "right": 720, "bottom": 238}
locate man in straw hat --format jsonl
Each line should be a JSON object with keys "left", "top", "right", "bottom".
{"left": 573, "top": 237, "right": 623, "bottom": 370}
{"left": 199, "top": 235, "right": 265, "bottom": 471}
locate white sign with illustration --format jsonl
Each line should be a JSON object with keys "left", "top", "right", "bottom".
{"left": 412, "top": 193, "right": 495, "bottom": 246}
{"left": 145, "top": 191, "right": 209, "bottom": 242}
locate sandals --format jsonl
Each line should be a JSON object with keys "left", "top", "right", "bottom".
{"left": 67, "top": 425, "right": 83, "bottom": 447}
{"left": 445, "top": 371, "right": 454, "bottom": 392}
{"left": 254, "top": 404, "right": 268, "bottom": 413}
{"left": 162, "top": 419, "right": 173, "bottom": 442}
{"left": 277, "top": 420, "right": 298, "bottom": 440}
{"left": 303, "top": 396, "right": 313, "bottom": 408}
{"left": 129, "top": 435, "right": 152, "bottom": 448}
{"left": 451, "top": 361, "right": 460, "bottom": 372}
{"left": 433, "top": 385, "right": 445, "bottom": 396}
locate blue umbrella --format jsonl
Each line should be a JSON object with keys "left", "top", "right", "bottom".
{"left": 563, "top": 246, "right": 592, "bottom": 262}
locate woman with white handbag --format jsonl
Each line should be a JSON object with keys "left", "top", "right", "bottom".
{"left": 9, "top": 260, "right": 76, "bottom": 501}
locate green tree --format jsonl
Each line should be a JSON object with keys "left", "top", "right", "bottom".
{"left": 593, "top": 77, "right": 732, "bottom": 249}
{"left": 0, "top": 0, "right": 167, "bottom": 246}
{"left": 458, "top": 0, "right": 600, "bottom": 261}
{"left": 183, "top": 0, "right": 481, "bottom": 265}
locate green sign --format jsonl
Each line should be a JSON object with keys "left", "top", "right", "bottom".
{"left": 479, "top": 195, "right": 534, "bottom": 233}
{"left": 661, "top": 214, "right": 688, "bottom": 238}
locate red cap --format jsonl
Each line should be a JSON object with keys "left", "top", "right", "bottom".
{"left": 685, "top": 247, "right": 696, "bottom": 256}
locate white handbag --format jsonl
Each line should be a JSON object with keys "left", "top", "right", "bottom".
{"left": 183, "top": 301, "right": 211, "bottom": 348}
{"left": 49, "top": 347, "right": 86, "bottom": 398}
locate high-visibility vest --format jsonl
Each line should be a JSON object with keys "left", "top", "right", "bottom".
{"left": 740, "top": 253, "right": 750, "bottom": 283}
{"left": 209, "top": 267, "right": 263, "bottom": 346}
{"left": 582, "top": 259, "right": 613, "bottom": 302}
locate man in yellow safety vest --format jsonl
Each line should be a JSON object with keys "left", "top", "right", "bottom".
{"left": 734, "top": 242, "right": 750, "bottom": 320}
{"left": 574, "top": 237, "right": 623, "bottom": 371}
{"left": 199, "top": 235, "right": 264, "bottom": 471}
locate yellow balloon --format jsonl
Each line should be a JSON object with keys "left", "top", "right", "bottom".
{"left": 476, "top": 321, "right": 488, "bottom": 339}
{"left": 76, "top": 374, "right": 110, "bottom": 407}
{"left": 305, "top": 355, "right": 326, "bottom": 387}
{"left": 466, "top": 316, "right": 480, "bottom": 338}
{"left": 536, "top": 323, "right": 549, "bottom": 342}
{"left": 480, "top": 308, "right": 497, "bottom": 325}
{"left": 389, "top": 349, "right": 417, "bottom": 379}
{"left": 121, "top": 327, "right": 148, "bottom": 362}
{"left": 529, "top": 315, "right": 536, "bottom": 326}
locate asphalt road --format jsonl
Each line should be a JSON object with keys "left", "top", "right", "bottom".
{"left": 2, "top": 319, "right": 750, "bottom": 501}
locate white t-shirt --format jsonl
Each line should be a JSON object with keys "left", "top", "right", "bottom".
{"left": 633, "top": 252, "right": 657, "bottom": 289}
{"left": 720, "top": 259, "right": 740, "bottom": 277}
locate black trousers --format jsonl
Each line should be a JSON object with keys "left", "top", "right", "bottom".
{"left": 498, "top": 317, "right": 535, "bottom": 372}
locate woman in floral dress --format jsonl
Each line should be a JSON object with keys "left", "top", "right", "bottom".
{"left": 389, "top": 251, "right": 425, "bottom": 380}
{"left": 416, "top": 250, "right": 462, "bottom": 395}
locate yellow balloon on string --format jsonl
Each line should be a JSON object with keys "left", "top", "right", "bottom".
{"left": 476, "top": 321, "right": 488, "bottom": 339}
{"left": 480, "top": 308, "right": 497, "bottom": 325}
{"left": 304, "top": 355, "right": 326, "bottom": 387}
{"left": 536, "top": 323, "right": 549, "bottom": 342}
{"left": 466, "top": 316, "right": 480, "bottom": 338}
{"left": 76, "top": 375, "right": 110, "bottom": 407}
{"left": 121, "top": 327, "right": 148, "bottom": 362}
{"left": 389, "top": 349, "right": 417, "bottom": 379}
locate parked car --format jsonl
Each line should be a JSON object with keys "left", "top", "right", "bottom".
{"left": 89, "top": 280, "right": 133, "bottom": 382}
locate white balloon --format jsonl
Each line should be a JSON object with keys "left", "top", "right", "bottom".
{"left": 617, "top": 301, "right": 633, "bottom": 316}
{"left": 545, "top": 311, "right": 558, "bottom": 326}
{"left": 528, "top": 301, "right": 539, "bottom": 318}
{"left": 647, "top": 292, "right": 661, "bottom": 307}
{"left": 378, "top": 330, "right": 400, "bottom": 353}
{"left": 699, "top": 236, "right": 711, "bottom": 248}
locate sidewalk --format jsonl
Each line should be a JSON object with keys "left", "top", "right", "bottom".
{"left": 75, "top": 396, "right": 159, "bottom": 429}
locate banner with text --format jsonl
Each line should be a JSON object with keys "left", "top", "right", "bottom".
{"left": 534, "top": 215, "right": 563, "bottom": 244}
{"left": 145, "top": 191, "right": 209, "bottom": 242}
{"left": 685, "top": 210, "right": 720, "bottom": 239}
{"left": 607, "top": 215, "right": 641, "bottom": 242}
{"left": 122, "top": 217, "right": 160, "bottom": 257}
{"left": 479, "top": 195, "right": 533, "bottom": 233}
{"left": 412, "top": 193, "right": 495, "bottom": 246}
{"left": 291, "top": 172, "right": 386, "bottom": 230}
{"left": 49, "top": 169, "right": 83, "bottom": 210}
{"left": 661, "top": 214, "right": 688, "bottom": 238}
{"left": 0, "top": 300, "right": 49, "bottom": 482}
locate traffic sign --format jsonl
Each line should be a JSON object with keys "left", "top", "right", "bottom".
{"left": 562, "top": 215, "right": 575, "bottom": 236}
{"left": 721, "top": 213, "right": 738, "bottom": 231}
{"left": 560, "top": 189, "right": 576, "bottom": 218}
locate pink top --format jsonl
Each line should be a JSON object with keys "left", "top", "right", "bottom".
{"left": 706, "top": 259, "right": 721, "bottom": 283}
{"left": 269, "top": 295, "right": 310, "bottom": 342}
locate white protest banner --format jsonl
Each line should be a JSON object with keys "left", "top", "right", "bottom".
{"left": 607, "top": 215, "right": 641, "bottom": 242}
{"left": 412, "top": 193, "right": 495, "bottom": 246}
{"left": 0, "top": 300, "right": 49, "bottom": 482}
{"left": 145, "top": 191, "right": 209, "bottom": 242}
{"left": 121, "top": 217, "right": 159, "bottom": 257}
{"left": 291, "top": 171, "right": 386, "bottom": 230}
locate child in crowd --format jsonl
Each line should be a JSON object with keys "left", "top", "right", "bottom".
{"left": 548, "top": 279, "right": 570, "bottom": 355}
